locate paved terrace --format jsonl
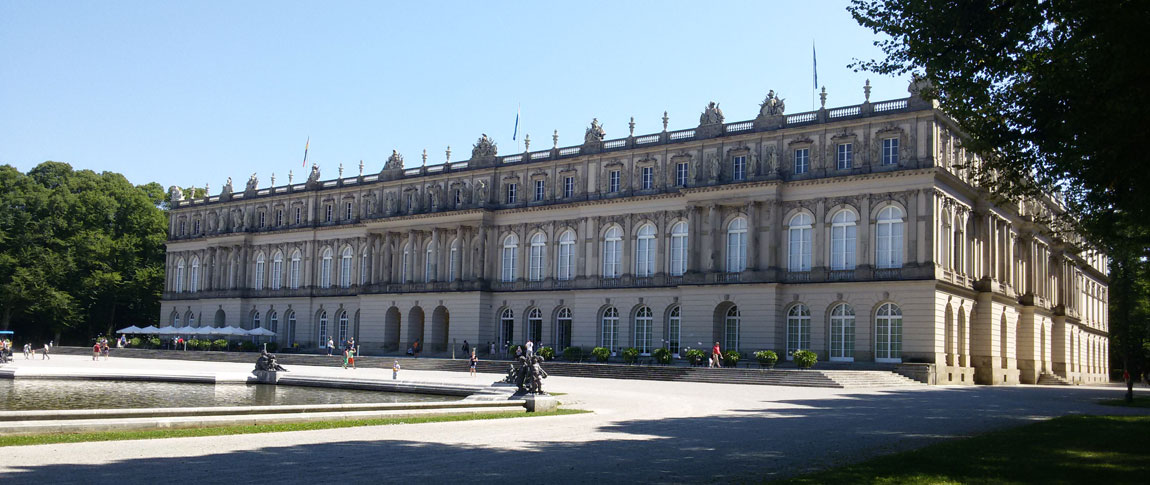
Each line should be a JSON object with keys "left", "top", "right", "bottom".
{"left": 0, "top": 355, "right": 1146, "bottom": 484}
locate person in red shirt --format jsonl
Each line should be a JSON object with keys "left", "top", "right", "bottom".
{"left": 711, "top": 342, "right": 722, "bottom": 368}
{"left": 92, "top": 342, "right": 101, "bottom": 361}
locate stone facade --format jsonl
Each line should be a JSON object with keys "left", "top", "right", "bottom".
{"left": 161, "top": 83, "right": 1110, "bottom": 385}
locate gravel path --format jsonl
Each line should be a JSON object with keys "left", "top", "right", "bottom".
{"left": 0, "top": 355, "right": 1146, "bottom": 484}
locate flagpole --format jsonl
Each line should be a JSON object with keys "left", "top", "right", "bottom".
{"left": 812, "top": 40, "right": 817, "bottom": 111}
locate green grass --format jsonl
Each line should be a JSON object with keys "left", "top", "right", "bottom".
{"left": 774, "top": 415, "right": 1150, "bottom": 485}
{"left": 1098, "top": 395, "right": 1150, "bottom": 408}
{"left": 0, "top": 408, "right": 590, "bottom": 448}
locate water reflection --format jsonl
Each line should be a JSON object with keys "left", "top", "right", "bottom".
{"left": 0, "top": 380, "right": 460, "bottom": 410}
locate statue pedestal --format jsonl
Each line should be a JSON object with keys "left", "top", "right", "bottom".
{"left": 252, "top": 370, "right": 280, "bottom": 384}
{"left": 521, "top": 394, "right": 558, "bottom": 413}
{"left": 696, "top": 123, "right": 724, "bottom": 140}
{"left": 754, "top": 114, "right": 785, "bottom": 131}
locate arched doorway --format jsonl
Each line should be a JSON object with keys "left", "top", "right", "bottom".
{"left": 384, "top": 307, "right": 401, "bottom": 351}
{"left": 407, "top": 306, "right": 425, "bottom": 351}
{"left": 430, "top": 305, "right": 450, "bottom": 352}
{"left": 712, "top": 301, "right": 738, "bottom": 352}
{"left": 214, "top": 309, "right": 226, "bottom": 327}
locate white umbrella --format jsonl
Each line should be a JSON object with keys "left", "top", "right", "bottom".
{"left": 222, "top": 326, "right": 250, "bottom": 337}
{"left": 138, "top": 325, "right": 159, "bottom": 334}
{"left": 155, "top": 326, "right": 180, "bottom": 335}
{"left": 248, "top": 327, "right": 276, "bottom": 337}
{"left": 195, "top": 326, "right": 218, "bottom": 336}
{"left": 116, "top": 326, "right": 142, "bottom": 334}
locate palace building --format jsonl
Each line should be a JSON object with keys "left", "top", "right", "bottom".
{"left": 161, "top": 79, "right": 1110, "bottom": 385}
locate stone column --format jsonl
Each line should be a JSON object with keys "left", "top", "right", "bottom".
{"left": 703, "top": 204, "right": 717, "bottom": 272}
{"left": 430, "top": 228, "right": 440, "bottom": 282}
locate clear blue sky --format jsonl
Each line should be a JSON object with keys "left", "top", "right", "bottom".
{"left": 1, "top": 0, "right": 905, "bottom": 189}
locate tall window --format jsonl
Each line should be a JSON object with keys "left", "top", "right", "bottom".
{"left": 635, "top": 306, "right": 653, "bottom": 354}
{"left": 252, "top": 311, "right": 261, "bottom": 330}
{"left": 286, "top": 311, "right": 295, "bottom": 346}
{"left": 360, "top": 251, "right": 368, "bottom": 285}
{"left": 837, "top": 143, "right": 853, "bottom": 170}
{"left": 882, "top": 138, "right": 899, "bottom": 165}
{"left": 601, "top": 307, "right": 619, "bottom": 351}
{"left": 178, "top": 221, "right": 186, "bottom": 236}
{"left": 876, "top": 206, "right": 905, "bottom": 269}
{"left": 557, "top": 230, "right": 575, "bottom": 281}
{"left": 268, "top": 311, "right": 278, "bottom": 343}
{"left": 294, "top": 207, "right": 302, "bottom": 225}
{"left": 556, "top": 308, "right": 572, "bottom": 350}
{"left": 275, "top": 210, "right": 283, "bottom": 226}
{"left": 529, "top": 233, "right": 545, "bottom": 282}
{"left": 875, "top": 303, "right": 903, "bottom": 362}
{"left": 258, "top": 212, "right": 265, "bottom": 228}
{"left": 289, "top": 250, "right": 301, "bottom": 289}
{"left": 254, "top": 253, "right": 266, "bottom": 290}
{"left": 830, "top": 210, "right": 857, "bottom": 270}
{"left": 506, "top": 183, "right": 518, "bottom": 204}
{"left": 193, "top": 220, "right": 200, "bottom": 234}
{"left": 449, "top": 240, "right": 459, "bottom": 281}
{"left": 502, "top": 234, "right": 518, "bottom": 283}
{"left": 641, "top": 166, "right": 653, "bottom": 190}
{"left": 609, "top": 170, "right": 620, "bottom": 193}
{"left": 320, "top": 248, "right": 332, "bottom": 288}
{"left": 325, "top": 204, "right": 333, "bottom": 222}
{"left": 500, "top": 308, "right": 514, "bottom": 347}
{"left": 676, "top": 162, "right": 689, "bottom": 186}
{"left": 345, "top": 202, "right": 353, "bottom": 220}
{"left": 602, "top": 225, "right": 622, "bottom": 278}
{"left": 401, "top": 244, "right": 410, "bottom": 282}
{"left": 733, "top": 155, "right": 747, "bottom": 181}
{"left": 271, "top": 251, "right": 283, "bottom": 290}
{"left": 425, "top": 247, "right": 433, "bottom": 282}
{"left": 338, "top": 311, "right": 349, "bottom": 344}
{"left": 317, "top": 311, "right": 328, "bottom": 348}
{"left": 635, "top": 223, "right": 656, "bottom": 277}
{"left": 725, "top": 306, "right": 741, "bottom": 352}
{"left": 788, "top": 213, "right": 813, "bottom": 272}
{"left": 830, "top": 303, "right": 856, "bottom": 361}
{"left": 187, "top": 312, "right": 196, "bottom": 327}
{"left": 528, "top": 308, "right": 543, "bottom": 343}
{"left": 563, "top": 176, "right": 574, "bottom": 198}
{"left": 726, "top": 217, "right": 747, "bottom": 272}
{"left": 668, "top": 306, "right": 681, "bottom": 354}
{"left": 794, "top": 148, "right": 810, "bottom": 174}
{"left": 455, "top": 188, "right": 463, "bottom": 207}
{"left": 670, "top": 222, "right": 688, "bottom": 276}
{"left": 190, "top": 257, "right": 200, "bottom": 292}
{"left": 786, "top": 304, "right": 811, "bottom": 358}
{"left": 534, "top": 180, "right": 545, "bottom": 202}
{"left": 175, "top": 259, "right": 185, "bottom": 292}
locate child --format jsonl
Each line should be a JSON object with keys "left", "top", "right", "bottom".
{"left": 469, "top": 350, "right": 478, "bottom": 378}
{"left": 392, "top": 360, "right": 401, "bottom": 380}
{"left": 343, "top": 347, "right": 356, "bottom": 369}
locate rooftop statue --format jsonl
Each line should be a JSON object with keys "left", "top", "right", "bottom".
{"left": 471, "top": 134, "right": 498, "bottom": 161}
{"left": 584, "top": 118, "right": 606, "bottom": 144}
{"left": 759, "top": 90, "right": 787, "bottom": 117}
{"left": 245, "top": 173, "right": 258, "bottom": 192}
{"left": 169, "top": 185, "right": 184, "bottom": 202}
{"left": 385, "top": 150, "right": 405, "bottom": 171}
{"left": 699, "top": 101, "right": 725, "bottom": 125}
{"left": 307, "top": 164, "right": 321, "bottom": 184}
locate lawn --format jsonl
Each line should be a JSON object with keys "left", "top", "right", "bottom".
{"left": 1099, "top": 395, "right": 1150, "bottom": 408}
{"left": 0, "top": 408, "right": 590, "bottom": 448}
{"left": 775, "top": 414, "right": 1150, "bottom": 484}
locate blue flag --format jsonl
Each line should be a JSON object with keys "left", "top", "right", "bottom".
{"left": 512, "top": 104, "right": 520, "bottom": 141}
{"left": 813, "top": 42, "right": 818, "bottom": 90}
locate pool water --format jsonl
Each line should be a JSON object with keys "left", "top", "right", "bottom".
{"left": 0, "top": 380, "right": 460, "bottom": 410}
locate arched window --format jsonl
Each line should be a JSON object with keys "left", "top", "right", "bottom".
{"left": 449, "top": 239, "right": 459, "bottom": 281}
{"left": 557, "top": 230, "right": 575, "bottom": 281}
{"left": 724, "top": 306, "right": 741, "bottom": 351}
{"left": 271, "top": 251, "right": 283, "bottom": 290}
{"left": 830, "top": 303, "right": 856, "bottom": 361}
{"left": 401, "top": 243, "right": 410, "bottom": 282}
{"left": 317, "top": 310, "right": 328, "bottom": 348}
{"left": 502, "top": 234, "right": 518, "bottom": 283}
{"left": 788, "top": 213, "right": 813, "bottom": 272}
{"left": 360, "top": 249, "right": 369, "bottom": 285}
{"left": 175, "top": 258, "right": 186, "bottom": 293}
{"left": 252, "top": 311, "right": 261, "bottom": 330}
{"left": 286, "top": 311, "right": 296, "bottom": 346}
{"left": 601, "top": 307, "right": 619, "bottom": 351}
{"left": 726, "top": 217, "right": 747, "bottom": 273}
{"left": 187, "top": 311, "right": 196, "bottom": 327}
{"left": 190, "top": 257, "right": 200, "bottom": 292}
{"left": 876, "top": 206, "right": 905, "bottom": 269}
{"left": 670, "top": 222, "right": 688, "bottom": 276}
{"left": 340, "top": 247, "right": 353, "bottom": 288}
{"left": 173, "top": 312, "right": 181, "bottom": 327}
{"left": 603, "top": 226, "right": 622, "bottom": 278}
{"left": 319, "top": 248, "right": 332, "bottom": 288}
{"left": 556, "top": 308, "right": 572, "bottom": 351}
{"left": 634, "top": 306, "right": 653, "bottom": 354}
{"left": 425, "top": 246, "right": 434, "bottom": 282}
{"left": 528, "top": 308, "right": 543, "bottom": 343}
{"left": 529, "top": 233, "right": 546, "bottom": 282}
{"left": 939, "top": 212, "right": 951, "bottom": 269}
{"left": 289, "top": 250, "right": 302, "bottom": 289}
{"left": 830, "top": 210, "right": 857, "bottom": 271}
{"left": 875, "top": 303, "right": 903, "bottom": 362}
{"left": 254, "top": 252, "right": 266, "bottom": 290}
{"left": 668, "top": 306, "right": 681, "bottom": 354}
{"left": 338, "top": 311, "right": 349, "bottom": 345}
{"left": 786, "top": 304, "right": 811, "bottom": 358}
{"left": 268, "top": 311, "right": 278, "bottom": 343}
{"left": 499, "top": 308, "right": 514, "bottom": 347}
{"left": 635, "top": 223, "right": 656, "bottom": 277}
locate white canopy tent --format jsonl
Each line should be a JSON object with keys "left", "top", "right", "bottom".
{"left": 137, "top": 325, "right": 159, "bottom": 334}
{"left": 116, "top": 326, "right": 143, "bottom": 334}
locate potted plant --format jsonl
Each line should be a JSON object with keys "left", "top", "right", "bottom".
{"left": 652, "top": 347, "right": 673, "bottom": 365}
{"left": 721, "top": 350, "right": 741, "bottom": 368}
{"left": 621, "top": 347, "right": 640, "bottom": 364}
{"left": 538, "top": 346, "right": 555, "bottom": 360}
{"left": 591, "top": 346, "right": 611, "bottom": 363}
{"left": 562, "top": 346, "right": 583, "bottom": 362}
{"left": 684, "top": 348, "right": 707, "bottom": 367}
{"left": 754, "top": 350, "right": 779, "bottom": 369}
{"left": 793, "top": 350, "right": 818, "bottom": 369}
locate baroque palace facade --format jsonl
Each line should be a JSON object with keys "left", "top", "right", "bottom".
{"left": 161, "top": 80, "right": 1109, "bottom": 385}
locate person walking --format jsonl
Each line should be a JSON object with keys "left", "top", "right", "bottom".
{"left": 489, "top": 341, "right": 495, "bottom": 356}
{"left": 23, "top": 343, "right": 30, "bottom": 359}
{"left": 101, "top": 340, "right": 110, "bottom": 360}
{"left": 461, "top": 340, "right": 470, "bottom": 357}
{"left": 392, "top": 360, "right": 401, "bottom": 380}
{"left": 710, "top": 341, "right": 722, "bottom": 368}
{"left": 525, "top": 340, "right": 534, "bottom": 357}
{"left": 92, "top": 342, "right": 101, "bottom": 361}
{"left": 469, "top": 350, "right": 478, "bottom": 378}
{"left": 327, "top": 337, "right": 334, "bottom": 356}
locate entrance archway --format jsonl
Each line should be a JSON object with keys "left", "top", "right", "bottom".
{"left": 214, "top": 309, "right": 226, "bottom": 327}
{"left": 407, "top": 306, "right": 425, "bottom": 351}
{"left": 430, "top": 306, "right": 450, "bottom": 352}
{"left": 384, "top": 307, "right": 401, "bottom": 351}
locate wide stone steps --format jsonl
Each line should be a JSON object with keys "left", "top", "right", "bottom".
{"left": 1037, "top": 373, "right": 1072, "bottom": 386}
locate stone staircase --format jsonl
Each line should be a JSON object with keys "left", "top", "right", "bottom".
{"left": 1037, "top": 373, "right": 1072, "bottom": 386}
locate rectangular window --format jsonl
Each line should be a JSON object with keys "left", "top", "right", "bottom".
{"left": 641, "top": 166, "right": 653, "bottom": 190}
{"left": 609, "top": 170, "right": 620, "bottom": 193}
{"left": 794, "top": 148, "right": 809, "bottom": 174}
{"left": 837, "top": 143, "right": 853, "bottom": 170}
{"left": 455, "top": 189, "right": 462, "bottom": 206}
{"left": 294, "top": 207, "right": 301, "bottom": 225}
{"left": 506, "top": 183, "right": 518, "bottom": 204}
{"left": 882, "top": 138, "right": 899, "bottom": 165}
{"left": 449, "top": 247, "right": 458, "bottom": 281}
{"left": 325, "top": 204, "right": 333, "bottom": 222}
{"left": 563, "top": 176, "right": 574, "bottom": 198}
{"left": 534, "top": 180, "right": 545, "bottom": 202}
{"left": 345, "top": 202, "right": 353, "bottom": 220}
{"left": 193, "top": 220, "right": 200, "bottom": 234}
{"left": 179, "top": 221, "right": 186, "bottom": 236}
{"left": 258, "top": 212, "right": 265, "bottom": 228}
{"left": 733, "top": 155, "right": 746, "bottom": 181}
{"left": 676, "top": 162, "right": 688, "bottom": 186}
{"left": 275, "top": 210, "right": 283, "bottom": 226}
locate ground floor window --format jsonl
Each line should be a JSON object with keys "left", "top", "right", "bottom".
{"left": 830, "top": 304, "right": 855, "bottom": 361}
{"left": 500, "top": 308, "right": 514, "bottom": 350}
{"left": 556, "top": 308, "right": 572, "bottom": 350}
{"left": 634, "top": 306, "right": 653, "bottom": 354}
{"left": 668, "top": 306, "right": 680, "bottom": 355}
{"left": 528, "top": 308, "right": 543, "bottom": 344}
{"left": 875, "top": 303, "right": 903, "bottom": 362}
{"left": 317, "top": 311, "right": 328, "bottom": 348}
{"left": 724, "top": 306, "right": 740, "bottom": 352}
{"left": 786, "top": 304, "right": 811, "bottom": 359}
{"left": 601, "top": 307, "right": 619, "bottom": 352}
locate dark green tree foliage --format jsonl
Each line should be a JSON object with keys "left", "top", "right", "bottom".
{"left": 0, "top": 162, "right": 167, "bottom": 344}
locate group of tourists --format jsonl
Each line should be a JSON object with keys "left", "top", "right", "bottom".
{"left": 342, "top": 338, "right": 357, "bottom": 369}
{"left": 91, "top": 338, "right": 111, "bottom": 361}
{"left": 0, "top": 340, "right": 51, "bottom": 363}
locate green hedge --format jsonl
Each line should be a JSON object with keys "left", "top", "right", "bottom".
{"left": 591, "top": 347, "right": 611, "bottom": 362}
{"left": 562, "top": 346, "right": 583, "bottom": 362}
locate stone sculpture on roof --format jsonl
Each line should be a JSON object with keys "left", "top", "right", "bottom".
{"left": 245, "top": 173, "right": 259, "bottom": 193}
{"left": 307, "top": 164, "right": 321, "bottom": 185}
{"left": 760, "top": 90, "right": 786, "bottom": 117}
{"left": 584, "top": 118, "right": 606, "bottom": 144}
{"left": 699, "top": 101, "right": 725, "bottom": 125}
{"left": 169, "top": 185, "right": 184, "bottom": 202}
{"left": 471, "top": 134, "right": 498, "bottom": 161}
{"left": 385, "top": 150, "right": 404, "bottom": 171}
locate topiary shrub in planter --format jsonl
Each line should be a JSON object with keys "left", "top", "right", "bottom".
{"left": 684, "top": 348, "right": 707, "bottom": 367}
{"left": 186, "top": 339, "right": 199, "bottom": 350}
{"left": 128, "top": 337, "right": 142, "bottom": 348}
{"left": 199, "top": 339, "right": 213, "bottom": 351}
{"left": 264, "top": 342, "right": 279, "bottom": 352}
{"left": 591, "top": 346, "right": 611, "bottom": 363}
{"left": 212, "top": 339, "right": 228, "bottom": 351}
{"left": 239, "top": 341, "right": 257, "bottom": 352}
{"left": 652, "top": 347, "right": 673, "bottom": 365}
{"left": 148, "top": 337, "right": 161, "bottom": 349}
{"left": 621, "top": 347, "right": 640, "bottom": 364}
{"left": 722, "top": 350, "right": 741, "bottom": 368}
{"left": 538, "top": 346, "right": 555, "bottom": 360}
{"left": 754, "top": 350, "right": 779, "bottom": 369}
{"left": 562, "top": 346, "right": 583, "bottom": 362}
{"left": 793, "top": 350, "right": 818, "bottom": 369}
